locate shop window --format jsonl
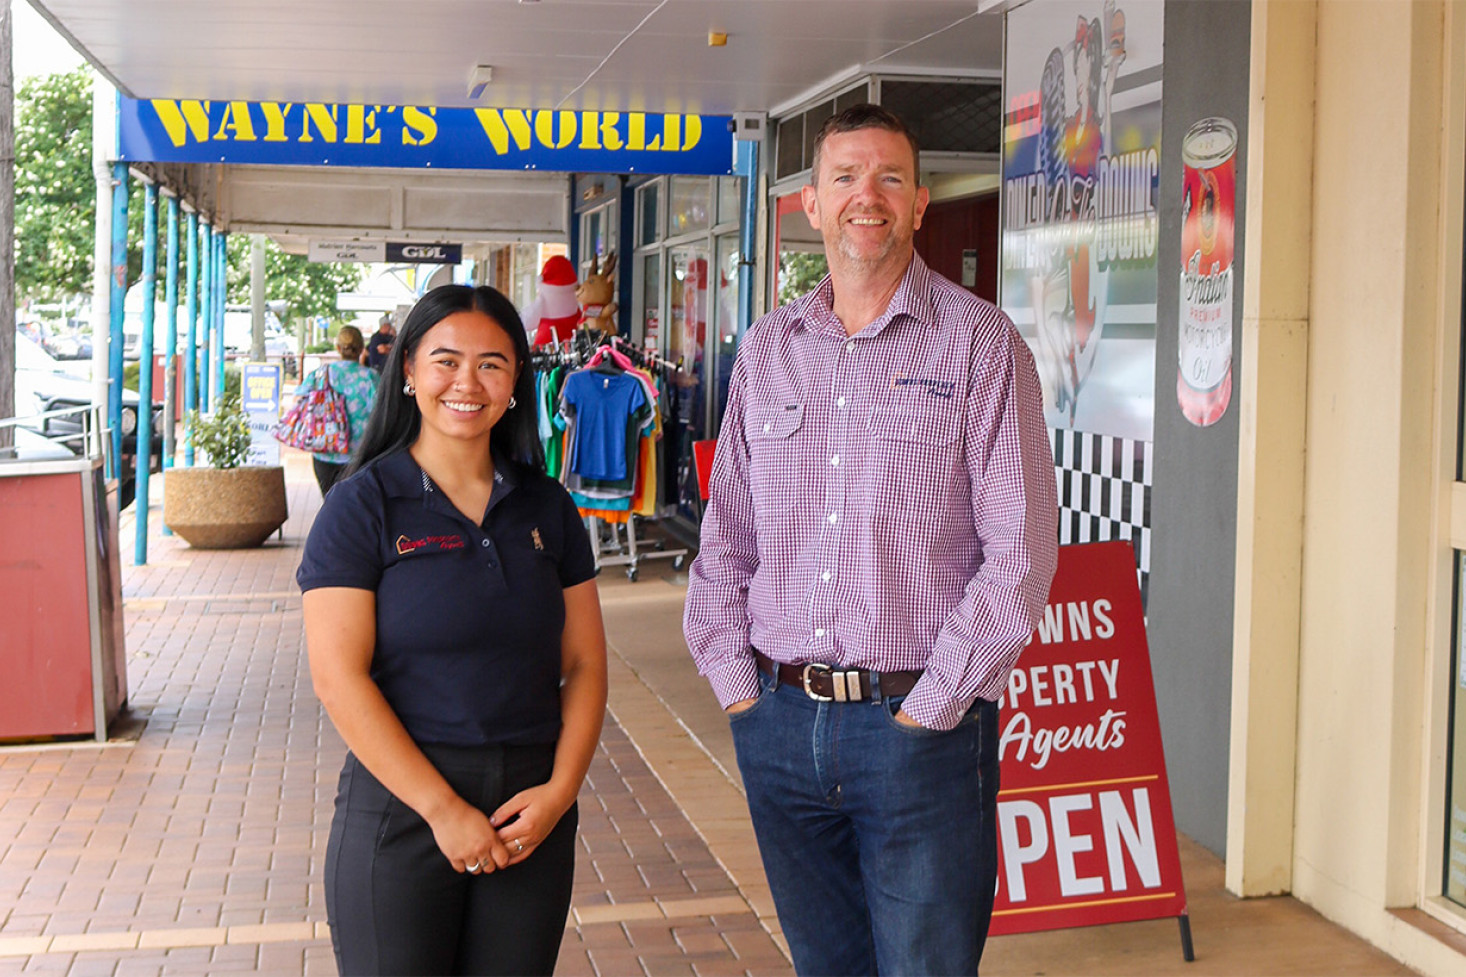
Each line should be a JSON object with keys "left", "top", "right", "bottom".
{"left": 717, "top": 176, "right": 743, "bottom": 226}
{"left": 638, "top": 181, "right": 661, "bottom": 247}
{"left": 640, "top": 252, "right": 662, "bottom": 350}
{"left": 669, "top": 177, "right": 711, "bottom": 237}
{"left": 711, "top": 233, "right": 742, "bottom": 436}
{"left": 1448, "top": 556, "right": 1466, "bottom": 907}
{"left": 776, "top": 115, "right": 804, "bottom": 182}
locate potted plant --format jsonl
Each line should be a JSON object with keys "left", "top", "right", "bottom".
{"left": 163, "top": 391, "right": 288, "bottom": 548}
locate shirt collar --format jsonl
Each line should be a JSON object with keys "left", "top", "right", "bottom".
{"left": 375, "top": 447, "right": 520, "bottom": 505}
{"left": 793, "top": 252, "right": 936, "bottom": 339}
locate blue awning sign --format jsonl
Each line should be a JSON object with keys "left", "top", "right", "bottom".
{"left": 118, "top": 98, "right": 734, "bottom": 176}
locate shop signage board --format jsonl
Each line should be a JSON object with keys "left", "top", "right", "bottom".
{"left": 241, "top": 362, "right": 282, "bottom": 467}
{"left": 307, "top": 241, "right": 463, "bottom": 264}
{"left": 308, "top": 240, "right": 386, "bottom": 263}
{"left": 118, "top": 98, "right": 735, "bottom": 175}
{"left": 991, "top": 540, "right": 1190, "bottom": 953}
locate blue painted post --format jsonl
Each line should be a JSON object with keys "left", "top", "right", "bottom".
{"left": 135, "top": 183, "right": 158, "bottom": 565}
{"left": 213, "top": 231, "right": 227, "bottom": 405}
{"left": 736, "top": 138, "right": 759, "bottom": 357}
{"left": 107, "top": 163, "right": 129, "bottom": 480}
{"left": 183, "top": 211, "right": 199, "bottom": 465}
{"left": 199, "top": 222, "right": 212, "bottom": 412}
{"left": 162, "top": 193, "right": 179, "bottom": 470}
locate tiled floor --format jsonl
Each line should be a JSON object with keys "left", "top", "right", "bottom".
{"left": 0, "top": 449, "right": 1424, "bottom": 975}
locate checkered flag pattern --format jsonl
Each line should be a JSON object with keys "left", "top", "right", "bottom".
{"left": 1049, "top": 428, "right": 1153, "bottom": 606}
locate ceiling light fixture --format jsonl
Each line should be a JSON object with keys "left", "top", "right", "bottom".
{"left": 708, "top": 31, "right": 727, "bottom": 47}
{"left": 467, "top": 64, "right": 494, "bottom": 100}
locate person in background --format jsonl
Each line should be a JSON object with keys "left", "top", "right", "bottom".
{"left": 293, "top": 325, "right": 376, "bottom": 497}
{"left": 363, "top": 312, "right": 396, "bottom": 372}
{"left": 683, "top": 104, "right": 1059, "bottom": 975}
{"left": 297, "top": 284, "right": 607, "bottom": 976}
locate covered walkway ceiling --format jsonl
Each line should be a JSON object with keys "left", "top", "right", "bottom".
{"left": 27, "top": 1, "right": 1002, "bottom": 116}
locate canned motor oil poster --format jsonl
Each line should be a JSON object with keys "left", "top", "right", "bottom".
{"left": 991, "top": 540, "right": 1187, "bottom": 935}
{"left": 1001, "top": 0, "right": 1163, "bottom": 443}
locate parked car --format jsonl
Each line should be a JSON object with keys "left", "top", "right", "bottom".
{"left": 12, "top": 332, "right": 162, "bottom": 509}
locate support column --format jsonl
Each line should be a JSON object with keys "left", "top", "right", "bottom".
{"left": 107, "top": 163, "right": 129, "bottom": 479}
{"left": 162, "top": 191, "right": 179, "bottom": 468}
{"left": 198, "top": 221, "right": 212, "bottom": 413}
{"left": 135, "top": 181, "right": 157, "bottom": 565}
{"left": 1227, "top": 0, "right": 1315, "bottom": 896}
{"left": 213, "top": 230, "right": 228, "bottom": 404}
{"left": 183, "top": 208, "right": 198, "bottom": 465}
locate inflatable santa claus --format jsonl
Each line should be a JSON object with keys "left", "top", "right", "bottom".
{"left": 522, "top": 255, "right": 583, "bottom": 346}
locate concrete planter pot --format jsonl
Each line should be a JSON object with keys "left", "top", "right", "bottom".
{"left": 163, "top": 466, "right": 288, "bottom": 549}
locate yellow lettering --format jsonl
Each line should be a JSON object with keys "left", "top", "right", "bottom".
{"left": 599, "top": 112, "right": 624, "bottom": 151}
{"left": 213, "top": 102, "right": 256, "bottom": 141}
{"left": 579, "top": 112, "right": 601, "bottom": 150}
{"left": 627, "top": 113, "right": 647, "bottom": 152}
{"left": 345, "top": 105, "right": 382, "bottom": 144}
{"left": 661, "top": 115, "right": 680, "bottom": 152}
{"left": 260, "top": 103, "right": 293, "bottom": 142}
{"left": 151, "top": 100, "right": 212, "bottom": 147}
{"left": 534, "top": 111, "right": 577, "bottom": 150}
{"left": 474, "top": 109, "right": 534, "bottom": 155}
{"left": 300, "top": 104, "right": 339, "bottom": 143}
{"left": 681, "top": 114, "right": 702, "bottom": 151}
{"left": 402, "top": 106, "right": 438, "bottom": 146}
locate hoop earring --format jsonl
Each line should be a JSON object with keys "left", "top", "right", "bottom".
{"left": 508, "top": 396, "right": 517, "bottom": 409}
{"left": 403, "top": 380, "right": 416, "bottom": 396}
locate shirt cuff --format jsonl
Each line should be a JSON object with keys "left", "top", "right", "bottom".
{"left": 704, "top": 654, "right": 761, "bottom": 710}
{"left": 899, "top": 675, "right": 971, "bottom": 732}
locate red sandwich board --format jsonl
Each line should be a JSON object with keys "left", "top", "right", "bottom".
{"left": 989, "top": 541, "right": 1191, "bottom": 956}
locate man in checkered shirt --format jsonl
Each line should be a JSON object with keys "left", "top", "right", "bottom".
{"left": 684, "top": 104, "right": 1058, "bottom": 975}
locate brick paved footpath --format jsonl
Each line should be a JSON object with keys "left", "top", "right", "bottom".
{"left": 0, "top": 453, "right": 792, "bottom": 977}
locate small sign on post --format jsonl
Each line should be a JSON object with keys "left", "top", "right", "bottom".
{"left": 241, "top": 362, "right": 282, "bottom": 467}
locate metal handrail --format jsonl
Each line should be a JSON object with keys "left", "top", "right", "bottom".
{"left": 0, "top": 404, "right": 108, "bottom": 463}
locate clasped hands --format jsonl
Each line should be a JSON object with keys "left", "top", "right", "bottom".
{"left": 428, "top": 783, "right": 572, "bottom": 875}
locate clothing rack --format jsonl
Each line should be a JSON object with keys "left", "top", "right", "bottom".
{"left": 532, "top": 329, "right": 688, "bottom": 582}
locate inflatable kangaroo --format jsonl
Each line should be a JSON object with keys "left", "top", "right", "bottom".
{"left": 577, "top": 252, "right": 619, "bottom": 336}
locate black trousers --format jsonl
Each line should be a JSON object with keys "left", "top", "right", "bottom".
{"left": 312, "top": 456, "right": 348, "bottom": 497}
{"left": 325, "top": 742, "right": 577, "bottom": 977}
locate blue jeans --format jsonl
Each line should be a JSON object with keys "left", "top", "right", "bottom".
{"left": 730, "top": 669, "right": 999, "bottom": 976}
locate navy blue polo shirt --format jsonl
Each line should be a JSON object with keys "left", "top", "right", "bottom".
{"left": 297, "top": 449, "right": 596, "bottom": 747}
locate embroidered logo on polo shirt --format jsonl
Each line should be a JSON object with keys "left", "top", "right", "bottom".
{"left": 395, "top": 533, "right": 467, "bottom": 555}
{"left": 891, "top": 375, "right": 956, "bottom": 399}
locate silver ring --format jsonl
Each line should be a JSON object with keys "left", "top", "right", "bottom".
{"left": 514, "top": 839, "right": 524, "bottom": 853}
{"left": 467, "top": 859, "right": 483, "bottom": 872}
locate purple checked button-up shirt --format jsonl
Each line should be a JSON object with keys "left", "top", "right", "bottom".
{"left": 684, "top": 255, "right": 1059, "bottom": 731}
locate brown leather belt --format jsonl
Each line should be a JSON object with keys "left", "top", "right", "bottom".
{"left": 754, "top": 649, "right": 921, "bottom": 703}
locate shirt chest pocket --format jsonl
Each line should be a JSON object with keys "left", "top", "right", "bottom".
{"left": 868, "top": 406, "right": 959, "bottom": 447}
{"left": 748, "top": 404, "right": 804, "bottom": 441}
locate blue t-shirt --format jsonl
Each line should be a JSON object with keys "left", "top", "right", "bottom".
{"left": 296, "top": 449, "right": 597, "bottom": 746}
{"left": 559, "top": 369, "right": 647, "bottom": 481}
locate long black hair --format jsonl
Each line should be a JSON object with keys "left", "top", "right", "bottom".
{"left": 347, "top": 284, "right": 545, "bottom": 476}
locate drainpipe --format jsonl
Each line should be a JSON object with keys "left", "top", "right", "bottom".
{"left": 134, "top": 179, "right": 157, "bottom": 565}
{"left": 107, "top": 162, "right": 128, "bottom": 480}
{"left": 183, "top": 207, "right": 198, "bottom": 465}
{"left": 89, "top": 81, "right": 116, "bottom": 464}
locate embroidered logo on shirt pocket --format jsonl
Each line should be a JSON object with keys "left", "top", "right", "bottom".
{"left": 869, "top": 407, "right": 958, "bottom": 447}
{"left": 749, "top": 404, "right": 804, "bottom": 440}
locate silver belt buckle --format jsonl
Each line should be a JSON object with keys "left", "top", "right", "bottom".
{"left": 801, "top": 662, "right": 834, "bottom": 702}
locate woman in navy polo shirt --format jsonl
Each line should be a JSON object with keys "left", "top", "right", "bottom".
{"left": 297, "top": 284, "right": 606, "bottom": 976}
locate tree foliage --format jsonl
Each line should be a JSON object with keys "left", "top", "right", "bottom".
{"left": 226, "top": 235, "right": 363, "bottom": 331}
{"left": 15, "top": 68, "right": 94, "bottom": 304}
{"left": 777, "top": 249, "right": 828, "bottom": 306}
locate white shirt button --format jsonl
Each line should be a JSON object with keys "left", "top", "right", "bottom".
{"left": 763, "top": 423, "right": 771, "bottom": 433}
{"left": 481, "top": 539, "right": 491, "bottom": 548}
{"left": 814, "top": 628, "right": 826, "bottom": 638}
{"left": 828, "top": 513, "right": 838, "bottom": 524}
{"left": 845, "top": 341, "right": 856, "bottom": 353}
{"left": 837, "top": 396, "right": 847, "bottom": 408}
{"left": 822, "top": 571, "right": 832, "bottom": 582}
{"left": 830, "top": 455, "right": 840, "bottom": 466}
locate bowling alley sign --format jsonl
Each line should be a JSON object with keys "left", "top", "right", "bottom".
{"left": 991, "top": 540, "right": 1188, "bottom": 935}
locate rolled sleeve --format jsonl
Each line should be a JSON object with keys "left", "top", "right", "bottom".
{"left": 296, "top": 472, "right": 384, "bottom": 593}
